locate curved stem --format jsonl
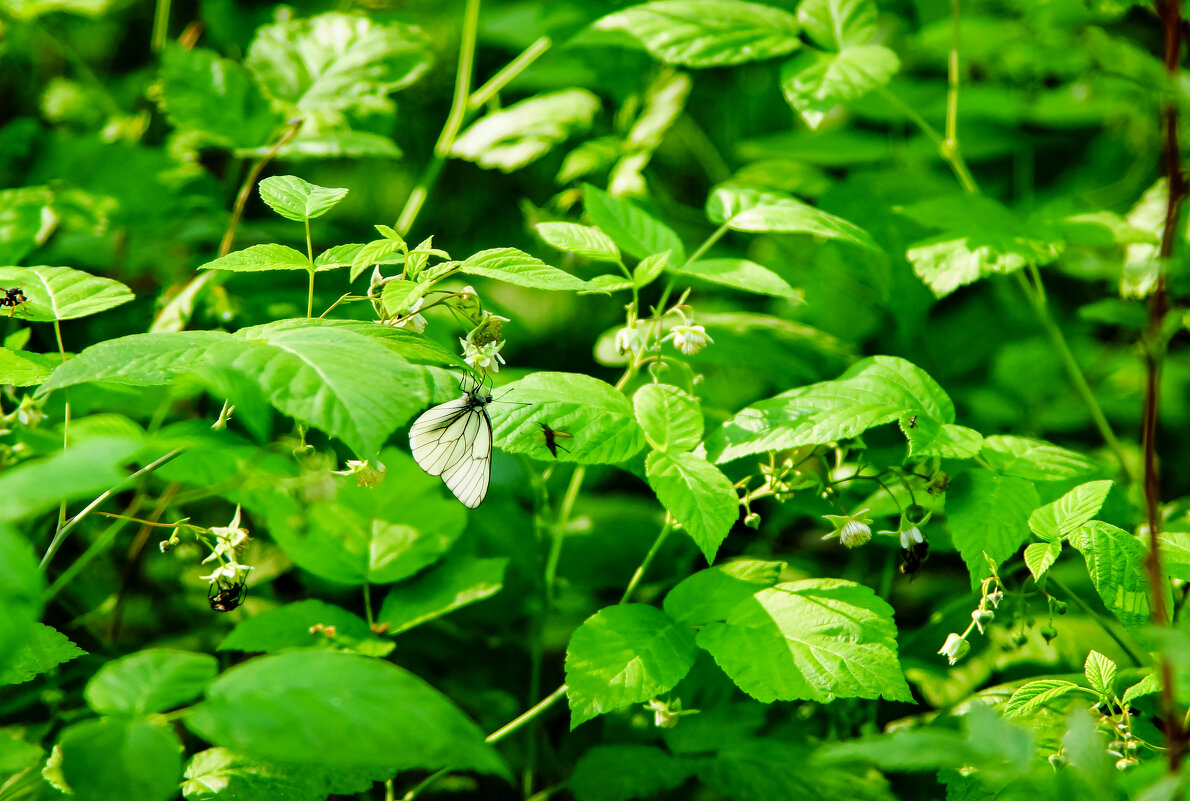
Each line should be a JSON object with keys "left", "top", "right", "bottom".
{"left": 619, "top": 516, "right": 672, "bottom": 604}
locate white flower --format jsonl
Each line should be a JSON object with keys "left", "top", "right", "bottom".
{"left": 202, "top": 506, "right": 250, "bottom": 563}
{"left": 615, "top": 324, "right": 641, "bottom": 355}
{"left": 461, "top": 337, "right": 507, "bottom": 373}
{"left": 199, "top": 560, "right": 253, "bottom": 583}
{"left": 662, "top": 323, "right": 712, "bottom": 356}
{"left": 938, "top": 633, "right": 970, "bottom": 665}
{"left": 971, "top": 609, "right": 995, "bottom": 634}
{"left": 823, "top": 509, "right": 873, "bottom": 549}
{"left": 333, "top": 459, "right": 387, "bottom": 488}
{"left": 900, "top": 526, "right": 925, "bottom": 549}
{"left": 394, "top": 297, "right": 427, "bottom": 333}
{"left": 643, "top": 698, "right": 698, "bottom": 728}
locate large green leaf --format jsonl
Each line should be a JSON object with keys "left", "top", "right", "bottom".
{"left": 646, "top": 451, "right": 738, "bottom": 564}
{"left": 58, "top": 719, "right": 182, "bottom": 801}
{"left": 376, "top": 556, "right": 507, "bottom": 635}
{"left": 779, "top": 45, "right": 899, "bottom": 129}
{"left": 706, "top": 185, "right": 881, "bottom": 252}
{"left": 84, "top": 649, "right": 217, "bottom": 718}
{"left": 491, "top": 371, "right": 646, "bottom": 464}
{"left": 946, "top": 471, "right": 1040, "bottom": 583}
{"left": 0, "top": 347, "right": 55, "bottom": 386}
{"left": 451, "top": 90, "right": 600, "bottom": 172}
{"left": 698, "top": 739, "right": 896, "bottom": 801}
{"left": 219, "top": 600, "right": 394, "bottom": 657}
{"left": 798, "top": 0, "right": 879, "bottom": 49}
{"left": 0, "top": 265, "right": 133, "bottom": 321}
{"left": 592, "top": 0, "right": 801, "bottom": 67}
{"left": 460, "top": 248, "right": 596, "bottom": 292}
{"left": 197, "top": 244, "right": 314, "bottom": 273}
{"left": 669, "top": 258, "right": 802, "bottom": 301}
{"left": 0, "top": 624, "right": 85, "bottom": 686}
{"left": 565, "top": 604, "right": 698, "bottom": 729}
{"left": 707, "top": 355, "right": 953, "bottom": 463}
{"left": 980, "top": 435, "right": 1101, "bottom": 481}
{"left": 1028, "top": 480, "right": 1114, "bottom": 541}
{"left": 663, "top": 560, "right": 784, "bottom": 626}
{"left": 258, "top": 175, "right": 349, "bottom": 223}
{"left": 0, "top": 527, "right": 43, "bottom": 679}
{"left": 582, "top": 183, "right": 686, "bottom": 262}
{"left": 900, "top": 195, "right": 1064, "bottom": 298}
{"left": 37, "top": 331, "right": 234, "bottom": 397}
{"left": 1069, "top": 521, "right": 1168, "bottom": 631}
{"left": 0, "top": 436, "right": 142, "bottom": 522}
{"left": 182, "top": 748, "right": 329, "bottom": 801}
{"left": 696, "top": 578, "right": 912, "bottom": 703}
{"left": 569, "top": 745, "right": 693, "bottom": 801}
{"left": 634, "top": 383, "right": 703, "bottom": 453}
{"left": 155, "top": 46, "right": 282, "bottom": 149}
{"left": 185, "top": 651, "right": 506, "bottom": 776}
{"left": 536, "top": 222, "right": 621, "bottom": 264}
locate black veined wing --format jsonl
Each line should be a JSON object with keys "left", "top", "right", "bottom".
{"left": 409, "top": 384, "right": 493, "bottom": 508}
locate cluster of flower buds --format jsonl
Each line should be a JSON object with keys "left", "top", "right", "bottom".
{"left": 197, "top": 506, "right": 253, "bottom": 585}
{"left": 938, "top": 571, "right": 1005, "bottom": 665}
{"left": 461, "top": 308, "right": 511, "bottom": 375}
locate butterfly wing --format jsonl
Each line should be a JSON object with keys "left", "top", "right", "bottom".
{"left": 440, "top": 405, "right": 492, "bottom": 508}
{"left": 409, "top": 395, "right": 492, "bottom": 507}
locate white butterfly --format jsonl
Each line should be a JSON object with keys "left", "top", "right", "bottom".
{"left": 409, "top": 381, "right": 494, "bottom": 508}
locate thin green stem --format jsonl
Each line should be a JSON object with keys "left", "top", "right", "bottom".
{"left": 468, "top": 36, "right": 552, "bottom": 111}
{"left": 363, "top": 583, "right": 375, "bottom": 628}
{"left": 151, "top": 0, "right": 171, "bottom": 52}
{"left": 306, "top": 269, "right": 315, "bottom": 319}
{"left": 619, "top": 517, "right": 672, "bottom": 604}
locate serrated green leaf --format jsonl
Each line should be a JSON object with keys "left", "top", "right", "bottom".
{"left": 581, "top": 274, "right": 636, "bottom": 293}
{"left": 634, "top": 383, "right": 703, "bottom": 453}
{"left": 186, "top": 651, "right": 506, "bottom": 776}
{"left": 565, "top": 605, "right": 698, "bottom": 729}
{"left": 1004, "top": 679, "right": 1083, "bottom": 716}
{"left": 1161, "top": 531, "right": 1190, "bottom": 581}
{"left": 779, "top": 45, "right": 899, "bottom": 129}
{"left": 491, "top": 371, "right": 646, "bottom": 464}
{"left": 1122, "top": 672, "right": 1160, "bottom": 706}
{"left": 1069, "top": 520, "right": 1168, "bottom": 631}
{"left": 349, "top": 239, "right": 406, "bottom": 282}
{"left": 0, "top": 265, "right": 133, "bottom": 322}
{"left": 798, "top": 0, "right": 879, "bottom": 49}
{"left": 452, "top": 90, "right": 600, "bottom": 172}
{"left": 0, "top": 346, "right": 55, "bottom": 386}
{"left": 633, "top": 251, "right": 670, "bottom": 287}
{"left": 902, "top": 419, "right": 983, "bottom": 459}
{"left": 1028, "top": 480, "right": 1114, "bottom": 541}
{"left": 156, "top": 46, "right": 282, "bottom": 149}
{"left": 536, "top": 222, "right": 621, "bottom": 263}
{"left": 0, "top": 526, "right": 43, "bottom": 680}
{"left": 646, "top": 451, "right": 738, "bottom": 563}
{"left": 219, "top": 600, "right": 394, "bottom": 657}
{"left": 707, "top": 185, "right": 881, "bottom": 251}
{"left": 58, "top": 719, "right": 182, "bottom": 801}
{"left": 981, "top": 435, "right": 1100, "bottom": 481}
{"left": 570, "top": 745, "right": 693, "bottom": 801}
{"left": 946, "top": 472, "right": 1040, "bottom": 583}
{"left": 182, "top": 748, "right": 330, "bottom": 801}
{"left": 671, "top": 257, "right": 802, "bottom": 300}
{"left": 708, "top": 355, "right": 953, "bottom": 463}
{"left": 36, "top": 331, "right": 233, "bottom": 397}
{"left": 583, "top": 184, "right": 686, "bottom": 263}
{"left": 198, "top": 244, "right": 314, "bottom": 273}
{"left": 376, "top": 556, "right": 506, "bottom": 635}
{"left": 663, "top": 560, "right": 784, "bottom": 626}
{"left": 1023, "top": 540, "right": 1062, "bottom": 582}
{"left": 1084, "top": 650, "right": 1117, "bottom": 698}
{"left": 697, "top": 578, "right": 911, "bottom": 703}
{"left": 461, "top": 247, "right": 595, "bottom": 292}
{"left": 592, "top": 0, "right": 801, "bottom": 67}
{"left": 0, "top": 623, "right": 85, "bottom": 686}
{"left": 258, "top": 176, "right": 349, "bottom": 223}
{"left": 84, "top": 649, "right": 217, "bottom": 717}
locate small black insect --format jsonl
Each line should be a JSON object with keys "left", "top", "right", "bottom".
{"left": 208, "top": 578, "right": 247, "bottom": 612}
{"left": 0, "top": 286, "right": 28, "bottom": 317}
{"left": 540, "top": 422, "right": 573, "bottom": 457}
{"left": 906, "top": 414, "right": 917, "bottom": 429}
{"left": 899, "top": 540, "right": 930, "bottom": 578}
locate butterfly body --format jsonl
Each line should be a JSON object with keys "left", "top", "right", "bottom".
{"left": 410, "top": 383, "right": 493, "bottom": 508}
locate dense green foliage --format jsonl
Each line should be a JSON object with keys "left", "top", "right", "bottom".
{"left": 1, "top": 0, "right": 1189, "bottom": 799}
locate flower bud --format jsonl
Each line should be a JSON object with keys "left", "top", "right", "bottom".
{"left": 938, "top": 633, "right": 971, "bottom": 665}
{"left": 744, "top": 512, "right": 761, "bottom": 529}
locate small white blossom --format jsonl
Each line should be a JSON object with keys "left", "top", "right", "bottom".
{"left": 199, "top": 560, "right": 253, "bottom": 583}
{"left": 971, "top": 609, "right": 995, "bottom": 634}
{"left": 900, "top": 526, "right": 925, "bottom": 549}
{"left": 461, "top": 337, "right": 507, "bottom": 373}
{"left": 615, "top": 324, "right": 641, "bottom": 355}
{"left": 394, "top": 297, "right": 427, "bottom": 333}
{"left": 333, "top": 459, "right": 387, "bottom": 488}
{"left": 202, "top": 506, "right": 250, "bottom": 563}
{"left": 662, "top": 323, "right": 712, "bottom": 356}
{"left": 938, "top": 633, "right": 970, "bottom": 665}
{"left": 822, "top": 509, "right": 873, "bottom": 549}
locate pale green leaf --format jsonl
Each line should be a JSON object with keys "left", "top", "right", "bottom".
{"left": 706, "top": 185, "right": 881, "bottom": 252}
{"left": 581, "top": 274, "right": 636, "bottom": 293}
{"left": 241, "top": 131, "right": 403, "bottom": 160}
{"left": 1069, "top": 520, "right": 1168, "bottom": 630}
{"left": 646, "top": 451, "right": 739, "bottom": 563}
{"left": 663, "top": 559, "right": 784, "bottom": 626}
{"left": 0, "top": 265, "right": 133, "bottom": 322}
{"left": 198, "top": 244, "right": 314, "bottom": 272}
{"left": 779, "top": 45, "right": 899, "bottom": 129}
{"left": 592, "top": 0, "right": 801, "bottom": 67}
{"left": 376, "top": 557, "right": 506, "bottom": 635}
{"left": 36, "top": 331, "right": 232, "bottom": 397}
{"left": 156, "top": 46, "right": 282, "bottom": 149}
{"left": 1122, "top": 672, "right": 1160, "bottom": 706}
{"left": 219, "top": 600, "right": 394, "bottom": 658}
{"left": 981, "top": 435, "right": 1101, "bottom": 481}
{"left": 461, "top": 247, "right": 596, "bottom": 292}
{"left": 634, "top": 383, "right": 703, "bottom": 453}
{"left": 570, "top": 745, "right": 692, "bottom": 801}
{"left": 902, "top": 420, "right": 983, "bottom": 459}
{"left": 798, "top": 0, "right": 879, "bottom": 49}
{"left": 536, "top": 222, "right": 621, "bottom": 263}
{"left": 1024, "top": 540, "right": 1062, "bottom": 582}
{"left": 696, "top": 578, "right": 912, "bottom": 703}
{"left": 1160, "top": 531, "right": 1190, "bottom": 581}
{"left": 0, "top": 347, "right": 55, "bottom": 386}
{"left": 258, "top": 176, "right": 349, "bottom": 222}
{"left": 182, "top": 748, "right": 330, "bottom": 801}
{"left": 84, "top": 649, "right": 217, "bottom": 717}
{"left": 624, "top": 69, "right": 692, "bottom": 151}
{"left": 1028, "top": 480, "right": 1114, "bottom": 541}
{"left": 349, "top": 238, "right": 407, "bottom": 282}
{"left": 671, "top": 258, "right": 802, "bottom": 301}
{"left": 58, "top": 719, "right": 181, "bottom": 801}
{"left": 1004, "top": 679, "right": 1083, "bottom": 716}
{"left": 452, "top": 90, "right": 600, "bottom": 172}
{"left": 633, "top": 251, "right": 670, "bottom": 287}
{"left": 1084, "top": 650, "right": 1117, "bottom": 698}
{"left": 0, "top": 623, "right": 85, "bottom": 686}
{"left": 583, "top": 183, "right": 686, "bottom": 262}
{"left": 946, "top": 472, "right": 1040, "bottom": 583}
{"left": 565, "top": 605, "right": 698, "bottom": 728}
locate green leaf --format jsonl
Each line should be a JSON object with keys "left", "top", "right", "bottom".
{"left": 582, "top": 184, "right": 686, "bottom": 262}
{"left": 185, "top": 651, "right": 506, "bottom": 776}
{"left": 1004, "top": 679, "right": 1083, "bottom": 716}
{"left": 219, "top": 600, "right": 394, "bottom": 657}
{"left": 58, "top": 719, "right": 182, "bottom": 801}
{"left": 946, "top": 472, "right": 1040, "bottom": 583}
{"left": 536, "top": 222, "right": 621, "bottom": 264}
{"left": 491, "top": 371, "right": 647, "bottom": 464}
{"left": 258, "top": 176, "right": 349, "bottom": 223}
{"left": 779, "top": 45, "right": 899, "bottom": 129}
{"left": 581, "top": 274, "right": 637, "bottom": 294}
{"left": 670, "top": 258, "right": 802, "bottom": 301}
{"left": 0, "top": 526, "right": 43, "bottom": 679}
{"left": 699, "top": 739, "right": 896, "bottom": 801}
{"left": 451, "top": 90, "right": 600, "bottom": 172}
{"left": 0, "top": 346, "right": 55, "bottom": 386}
{"left": 197, "top": 244, "right": 313, "bottom": 272}
{"left": 84, "top": 649, "right": 217, "bottom": 717}
{"left": 981, "top": 435, "right": 1101, "bottom": 480}
{"left": 696, "top": 578, "right": 912, "bottom": 703}
{"left": 246, "top": 12, "right": 432, "bottom": 116}
{"left": 156, "top": 46, "right": 282, "bottom": 149}
{"left": 592, "top": 0, "right": 801, "bottom": 67}
{"left": 0, "top": 623, "right": 85, "bottom": 686}
{"left": 663, "top": 559, "right": 784, "bottom": 626}
{"left": 1024, "top": 540, "right": 1062, "bottom": 582}
{"left": 1084, "top": 650, "right": 1117, "bottom": 698}
{"left": 182, "top": 748, "right": 329, "bottom": 801}
{"left": 460, "top": 247, "right": 596, "bottom": 292}
{"left": 646, "top": 451, "right": 739, "bottom": 563}
{"left": 1069, "top": 520, "right": 1168, "bottom": 630}
{"left": 900, "top": 195, "right": 1064, "bottom": 298}
{"left": 706, "top": 185, "right": 881, "bottom": 252}
{"left": 634, "top": 383, "right": 703, "bottom": 453}
{"left": 350, "top": 239, "right": 407, "bottom": 283}
{"left": 633, "top": 251, "right": 670, "bottom": 288}
{"left": 903, "top": 420, "right": 983, "bottom": 459}
{"left": 798, "top": 0, "right": 879, "bottom": 49}
{"left": 1028, "top": 480, "right": 1114, "bottom": 541}
{"left": 565, "top": 604, "right": 698, "bottom": 729}
{"left": 376, "top": 556, "right": 507, "bottom": 635}
{"left": 0, "top": 265, "right": 133, "bottom": 322}
{"left": 0, "top": 436, "right": 142, "bottom": 522}
{"left": 37, "top": 331, "right": 233, "bottom": 397}
{"left": 569, "top": 745, "right": 693, "bottom": 801}
{"left": 707, "top": 355, "right": 953, "bottom": 463}
{"left": 0, "top": 731, "right": 43, "bottom": 775}
{"left": 0, "top": 187, "right": 50, "bottom": 265}
{"left": 1122, "top": 672, "right": 1161, "bottom": 706}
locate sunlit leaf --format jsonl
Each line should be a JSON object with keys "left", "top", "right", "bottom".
{"left": 646, "top": 451, "right": 738, "bottom": 563}
{"left": 707, "top": 185, "right": 881, "bottom": 251}
{"left": 376, "top": 556, "right": 506, "bottom": 634}
{"left": 156, "top": 46, "right": 282, "bottom": 149}
{"left": 258, "top": 175, "right": 349, "bottom": 223}
{"left": 452, "top": 90, "right": 600, "bottom": 172}
{"left": 0, "top": 265, "right": 133, "bottom": 321}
